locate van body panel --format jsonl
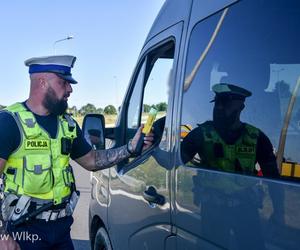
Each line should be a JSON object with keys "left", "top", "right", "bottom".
{"left": 129, "top": 224, "right": 172, "bottom": 250}
{"left": 107, "top": 22, "right": 184, "bottom": 250}
{"left": 145, "top": 0, "right": 192, "bottom": 45}
{"left": 165, "top": 235, "right": 176, "bottom": 250}
{"left": 89, "top": 1, "right": 300, "bottom": 249}
{"left": 89, "top": 169, "right": 109, "bottom": 229}
{"left": 189, "top": 0, "right": 238, "bottom": 33}
{"left": 108, "top": 157, "right": 171, "bottom": 250}
{"left": 173, "top": 0, "right": 300, "bottom": 249}
{"left": 175, "top": 165, "right": 300, "bottom": 249}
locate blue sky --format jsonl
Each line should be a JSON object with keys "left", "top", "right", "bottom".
{"left": 0, "top": 0, "right": 165, "bottom": 109}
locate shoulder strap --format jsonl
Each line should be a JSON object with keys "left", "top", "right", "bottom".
{"left": 201, "top": 121, "right": 218, "bottom": 142}
{"left": 244, "top": 123, "right": 260, "bottom": 137}
{"left": 6, "top": 103, "right": 42, "bottom": 139}
{"left": 243, "top": 123, "right": 260, "bottom": 145}
{"left": 5, "top": 102, "right": 26, "bottom": 112}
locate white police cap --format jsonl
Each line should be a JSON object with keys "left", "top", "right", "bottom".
{"left": 25, "top": 55, "right": 77, "bottom": 84}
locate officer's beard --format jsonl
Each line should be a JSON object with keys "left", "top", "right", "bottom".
{"left": 43, "top": 86, "right": 68, "bottom": 115}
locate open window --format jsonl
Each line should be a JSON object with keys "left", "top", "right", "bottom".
{"left": 125, "top": 41, "right": 175, "bottom": 160}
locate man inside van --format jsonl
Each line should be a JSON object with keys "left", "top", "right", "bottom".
{"left": 181, "top": 83, "right": 279, "bottom": 177}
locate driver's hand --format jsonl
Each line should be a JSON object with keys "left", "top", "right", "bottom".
{"left": 131, "top": 125, "right": 154, "bottom": 152}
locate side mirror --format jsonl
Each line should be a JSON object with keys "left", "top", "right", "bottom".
{"left": 82, "top": 114, "right": 105, "bottom": 150}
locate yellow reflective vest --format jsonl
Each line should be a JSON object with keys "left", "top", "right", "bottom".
{"left": 194, "top": 121, "right": 260, "bottom": 194}
{"left": 200, "top": 121, "right": 259, "bottom": 174}
{"left": 3, "top": 103, "right": 77, "bottom": 205}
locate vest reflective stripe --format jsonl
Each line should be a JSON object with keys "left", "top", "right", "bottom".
{"left": 200, "top": 121, "right": 259, "bottom": 174}
{"left": 3, "top": 103, "right": 77, "bottom": 205}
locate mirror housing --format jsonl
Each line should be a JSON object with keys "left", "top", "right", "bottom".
{"left": 82, "top": 114, "right": 105, "bottom": 150}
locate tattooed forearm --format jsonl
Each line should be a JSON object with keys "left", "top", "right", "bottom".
{"left": 94, "top": 145, "right": 131, "bottom": 170}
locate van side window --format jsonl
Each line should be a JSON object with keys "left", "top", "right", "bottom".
{"left": 126, "top": 41, "right": 175, "bottom": 157}
{"left": 180, "top": 0, "right": 300, "bottom": 181}
{"left": 127, "top": 60, "right": 146, "bottom": 129}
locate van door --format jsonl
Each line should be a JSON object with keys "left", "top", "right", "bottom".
{"left": 175, "top": 1, "right": 300, "bottom": 249}
{"left": 108, "top": 22, "right": 183, "bottom": 250}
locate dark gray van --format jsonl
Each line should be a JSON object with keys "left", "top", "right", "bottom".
{"left": 84, "top": 0, "right": 300, "bottom": 249}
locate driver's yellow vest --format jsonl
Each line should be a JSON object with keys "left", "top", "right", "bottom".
{"left": 3, "top": 103, "right": 77, "bottom": 205}
{"left": 200, "top": 121, "right": 259, "bottom": 174}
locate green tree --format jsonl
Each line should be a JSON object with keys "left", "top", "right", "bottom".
{"left": 104, "top": 105, "right": 117, "bottom": 115}
{"left": 79, "top": 103, "right": 97, "bottom": 116}
{"left": 96, "top": 107, "right": 104, "bottom": 114}
{"left": 67, "top": 105, "right": 78, "bottom": 116}
{"left": 155, "top": 102, "right": 167, "bottom": 112}
{"left": 143, "top": 104, "right": 151, "bottom": 113}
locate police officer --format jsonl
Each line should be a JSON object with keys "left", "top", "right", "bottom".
{"left": 0, "top": 55, "right": 153, "bottom": 250}
{"left": 181, "top": 83, "right": 281, "bottom": 249}
{"left": 181, "top": 83, "right": 279, "bottom": 177}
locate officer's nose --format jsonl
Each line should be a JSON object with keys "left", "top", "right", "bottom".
{"left": 66, "top": 82, "right": 73, "bottom": 93}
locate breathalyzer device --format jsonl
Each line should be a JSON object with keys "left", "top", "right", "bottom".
{"left": 135, "top": 108, "right": 158, "bottom": 155}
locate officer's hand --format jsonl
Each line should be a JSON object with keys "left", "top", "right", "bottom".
{"left": 131, "top": 125, "right": 154, "bottom": 152}
{"left": 0, "top": 235, "right": 21, "bottom": 250}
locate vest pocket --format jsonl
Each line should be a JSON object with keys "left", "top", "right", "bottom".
{"left": 4, "top": 168, "right": 19, "bottom": 194}
{"left": 62, "top": 165, "right": 74, "bottom": 187}
{"left": 23, "top": 155, "right": 52, "bottom": 194}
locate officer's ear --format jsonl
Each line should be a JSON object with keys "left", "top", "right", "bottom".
{"left": 39, "top": 74, "right": 50, "bottom": 89}
{"left": 30, "top": 73, "right": 48, "bottom": 93}
{"left": 39, "top": 78, "right": 46, "bottom": 87}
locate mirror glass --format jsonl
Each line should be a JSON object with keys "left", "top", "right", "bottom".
{"left": 83, "top": 115, "right": 105, "bottom": 150}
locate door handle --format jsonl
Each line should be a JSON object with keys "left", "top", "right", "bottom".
{"left": 143, "top": 186, "right": 165, "bottom": 206}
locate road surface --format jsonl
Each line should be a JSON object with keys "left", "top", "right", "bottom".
{"left": 71, "top": 160, "right": 91, "bottom": 250}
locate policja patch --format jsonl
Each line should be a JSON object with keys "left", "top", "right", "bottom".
{"left": 25, "top": 139, "right": 50, "bottom": 150}
{"left": 236, "top": 146, "right": 255, "bottom": 154}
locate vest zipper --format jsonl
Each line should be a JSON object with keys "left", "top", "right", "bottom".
{"left": 49, "top": 146, "right": 55, "bottom": 189}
